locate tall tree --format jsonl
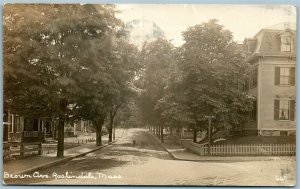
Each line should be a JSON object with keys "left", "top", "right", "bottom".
{"left": 4, "top": 4, "right": 124, "bottom": 153}
{"left": 136, "top": 38, "right": 175, "bottom": 142}
{"left": 106, "top": 38, "right": 139, "bottom": 142}
{"left": 179, "top": 19, "right": 253, "bottom": 143}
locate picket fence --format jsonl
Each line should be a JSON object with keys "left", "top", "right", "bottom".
{"left": 180, "top": 140, "right": 296, "bottom": 156}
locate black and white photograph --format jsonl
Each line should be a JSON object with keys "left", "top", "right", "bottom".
{"left": 2, "top": 4, "right": 296, "bottom": 186}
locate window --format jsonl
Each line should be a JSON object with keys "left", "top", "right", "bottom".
{"left": 33, "top": 119, "right": 39, "bottom": 131}
{"left": 280, "top": 131, "right": 288, "bottom": 136}
{"left": 274, "top": 99, "right": 295, "bottom": 121}
{"left": 250, "top": 68, "right": 258, "bottom": 88}
{"left": 13, "top": 116, "right": 23, "bottom": 132}
{"left": 279, "top": 100, "right": 290, "bottom": 120}
{"left": 275, "top": 67, "right": 295, "bottom": 86}
{"left": 281, "top": 36, "right": 292, "bottom": 52}
{"left": 279, "top": 67, "right": 290, "bottom": 85}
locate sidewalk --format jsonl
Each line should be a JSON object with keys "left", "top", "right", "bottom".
{"left": 148, "top": 131, "right": 295, "bottom": 162}
{"left": 3, "top": 129, "right": 126, "bottom": 175}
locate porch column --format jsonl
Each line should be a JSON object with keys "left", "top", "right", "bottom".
{"left": 11, "top": 114, "right": 14, "bottom": 133}
{"left": 42, "top": 121, "right": 45, "bottom": 132}
{"left": 74, "top": 122, "right": 76, "bottom": 136}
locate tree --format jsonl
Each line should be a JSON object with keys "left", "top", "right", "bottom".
{"left": 178, "top": 19, "right": 253, "bottom": 143}
{"left": 154, "top": 59, "right": 195, "bottom": 138}
{"left": 105, "top": 38, "right": 139, "bottom": 142}
{"left": 4, "top": 4, "right": 124, "bottom": 153}
{"left": 136, "top": 38, "right": 175, "bottom": 142}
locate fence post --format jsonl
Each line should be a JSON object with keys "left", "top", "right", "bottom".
{"left": 38, "top": 142, "right": 42, "bottom": 155}
{"left": 20, "top": 143, "right": 24, "bottom": 158}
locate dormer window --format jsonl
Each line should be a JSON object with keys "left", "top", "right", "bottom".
{"left": 280, "top": 33, "right": 292, "bottom": 52}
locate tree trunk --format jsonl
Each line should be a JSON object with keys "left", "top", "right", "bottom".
{"left": 193, "top": 128, "right": 197, "bottom": 143}
{"left": 170, "top": 127, "right": 173, "bottom": 135}
{"left": 160, "top": 125, "right": 164, "bottom": 143}
{"left": 94, "top": 119, "right": 104, "bottom": 146}
{"left": 95, "top": 123, "right": 102, "bottom": 146}
{"left": 158, "top": 126, "right": 161, "bottom": 139}
{"left": 96, "top": 128, "right": 102, "bottom": 146}
{"left": 57, "top": 99, "right": 67, "bottom": 158}
{"left": 108, "top": 111, "right": 113, "bottom": 142}
{"left": 57, "top": 116, "right": 64, "bottom": 157}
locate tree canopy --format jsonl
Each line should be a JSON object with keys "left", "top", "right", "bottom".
{"left": 179, "top": 19, "right": 252, "bottom": 131}
{"left": 5, "top": 4, "right": 253, "bottom": 150}
{"left": 136, "top": 20, "right": 253, "bottom": 143}
{"left": 4, "top": 4, "right": 138, "bottom": 153}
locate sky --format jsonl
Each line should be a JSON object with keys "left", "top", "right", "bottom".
{"left": 116, "top": 4, "right": 296, "bottom": 46}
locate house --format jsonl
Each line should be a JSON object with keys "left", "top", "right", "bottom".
{"left": 3, "top": 111, "right": 49, "bottom": 142}
{"left": 64, "top": 120, "right": 94, "bottom": 137}
{"left": 240, "top": 22, "right": 296, "bottom": 136}
{"left": 3, "top": 111, "right": 92, "bottom": 142}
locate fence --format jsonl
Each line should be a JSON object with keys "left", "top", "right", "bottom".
{"left": 42, "top": 137, "right": 96, "bottom": 154}
{"left": 180, "top": 140, "right": 296, "bottom": 156}
{"left": 3, "top": 137, "right": 97, "bottom": 160}
{"left": 3, "top": 142, "right": 42, "bottom": 159}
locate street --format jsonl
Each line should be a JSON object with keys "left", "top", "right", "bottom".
{"left": 4, "top": 128, "right": 295, "bottom": 186}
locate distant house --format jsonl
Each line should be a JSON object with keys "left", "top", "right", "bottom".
{"left": 240, "top": 22, "right": 296, "bottom": 136}
{"left": 3, "top": 110, "right": 92, "bottom": 142}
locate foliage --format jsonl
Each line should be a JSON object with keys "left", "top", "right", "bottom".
{"left": 136, "top": 38, "right": 175, "bottom": 127}
{"left": 4, "top": 4, "right": 122, "bottom": 119}
{"left": 178, "top": 19, "right": 253, "bottom": 131}
{"left": 4, "top": 4, "right": 137, "bottom": 148}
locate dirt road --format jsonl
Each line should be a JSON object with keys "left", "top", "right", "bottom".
{"left": 4, "top": 128, "right": 295, "bottom": 186}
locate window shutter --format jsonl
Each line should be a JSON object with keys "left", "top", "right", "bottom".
{"left": 275, "top": 67, "right": 280, "bottom": 85}
{"left": 290, "top": 100, "right": 295, "bottom": 121}
{"left": 290, "top": 67, "right": 295, "bottom": 86}
{"left": 274, "top": 100, "right": 279, "bottom": 120}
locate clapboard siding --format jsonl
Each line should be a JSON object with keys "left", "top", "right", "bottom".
{"left": 260, "top": 60, "right": 296, "bottom": 132}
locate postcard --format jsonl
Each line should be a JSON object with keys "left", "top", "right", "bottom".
{"left": 3, "top": 4, "right": 296, "bottom": 186}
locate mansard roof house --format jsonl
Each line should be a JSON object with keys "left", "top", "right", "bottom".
{"left": 240, "top": 23, "right": 296, "bottom": 136}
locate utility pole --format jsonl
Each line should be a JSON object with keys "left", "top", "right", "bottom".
{"left": 205, "top": 115, "right": 215, "bottom": 155}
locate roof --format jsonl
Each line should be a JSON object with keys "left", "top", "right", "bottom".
{"left": 264, "top": 22, "right": 296, "bottom": 31}
{"left": 243, "top": 52, "right": 296, "bottom": 64}
{"left": 242, "top": 22, "right": 296, "bottom": 62}
{"left": 254, "top": 22, "right": 296, "bottom": 38}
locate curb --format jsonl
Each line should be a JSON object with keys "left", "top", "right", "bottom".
{"left": 146, "top": 131, "right": 176, "bottom": 160}
{"left": 11, "top": 140, "right": 117, "bottom": 176}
